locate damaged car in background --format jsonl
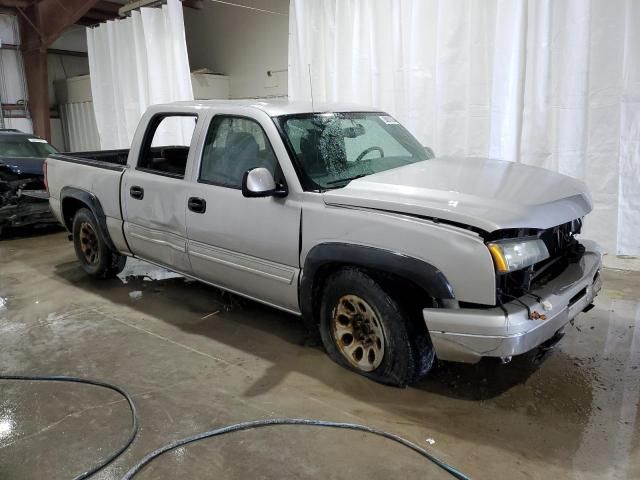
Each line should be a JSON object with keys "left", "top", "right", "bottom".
{"left": 0, "top": 129, "right": 58, "bottom": 235}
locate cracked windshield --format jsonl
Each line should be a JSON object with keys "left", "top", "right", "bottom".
{"left": 280, "top": 112, "right": 433, "bottom": 189}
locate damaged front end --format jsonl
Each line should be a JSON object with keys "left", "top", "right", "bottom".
{"left": 0, "top": 165, "right": 53, "bottom": 232}
{"left": 422, "top": 217, "right": 602, "bottom": 363}
{"left": 490, "top": 219, "right": 587, "bottom": 305}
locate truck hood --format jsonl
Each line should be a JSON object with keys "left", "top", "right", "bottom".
{"left": 323, "top": 157, "right": 592, "bottom": 232}
{"left": 0, "top": 156, "right": 45, "bottom": 176}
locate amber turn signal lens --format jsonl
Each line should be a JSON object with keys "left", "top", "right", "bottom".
{"left": 488, "top": 243, "right": 508, "bottom": 273}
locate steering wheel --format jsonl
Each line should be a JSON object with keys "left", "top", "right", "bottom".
{"left": 355, "top": 146, "right": 384, "bottom": 163}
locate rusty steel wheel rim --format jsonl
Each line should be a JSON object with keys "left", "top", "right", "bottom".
{"left": 79, "top": 221, "right": 99, "bottom": 265}
{"left": 331, "top": 294, "right": 385, "bottom": 372}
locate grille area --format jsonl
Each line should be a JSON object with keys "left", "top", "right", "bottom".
{"left": 495, "top": 219, "right": 585, "bottom": 304}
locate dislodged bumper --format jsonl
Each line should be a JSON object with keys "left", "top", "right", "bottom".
{"left": 423, "top": 240, "right": 602, "bottom": 363}
{"left": 0, "top": 193, "right": 53, "bottom": 229}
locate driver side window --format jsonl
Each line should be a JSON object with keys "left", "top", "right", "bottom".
{"left": 199, "top": 116, "right": 277, "bottom": 189}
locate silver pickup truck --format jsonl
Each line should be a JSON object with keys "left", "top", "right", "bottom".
{"left": 46, "top": 100, "right": 602, "bottom": 386}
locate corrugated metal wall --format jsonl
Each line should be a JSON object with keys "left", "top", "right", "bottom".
{"left": 0, "top": 13, "right": 31, "bottom": 133}
{"left": 59, "top": 101, "right": 99, "bottom": 151}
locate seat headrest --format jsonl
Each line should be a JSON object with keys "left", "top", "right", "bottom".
{"left": 226, "top": 132, "right": 258, "bottom": 156}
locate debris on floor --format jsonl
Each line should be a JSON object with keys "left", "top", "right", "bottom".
{"left": 129, "top": 290, "right": 143, "bottom": 300}
{"left": 219, "top": 290, "right": 246, "bottom": 312}
{"left": 117, "top": 260, "right": 183, "bottom": 284}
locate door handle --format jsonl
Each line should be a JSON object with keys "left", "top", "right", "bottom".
{"left": 188, "top": 197, "right": 206, "bottom": 213}
{"left": 130, "top": 186, "right": 144, "bottom": 200}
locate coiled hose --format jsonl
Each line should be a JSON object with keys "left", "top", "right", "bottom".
{"left": 121, "top": 418, "right": 471, "bottom": 480}
{"left": 1, "top": 375, "right": 470, "bottom": 480}
{"left": 0, "top": 374, "right": 138, "bottom": 480}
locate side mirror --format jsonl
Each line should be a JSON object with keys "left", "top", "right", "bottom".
{"left": 424, "top": 146, "right": 435, "bottom": 158}
{"left": 242, "top": 168, "right": 287, "bottom": 198}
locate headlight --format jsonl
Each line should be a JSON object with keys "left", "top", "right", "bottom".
{"left": 487, "top": 238, "right": 549, "bottom": 273}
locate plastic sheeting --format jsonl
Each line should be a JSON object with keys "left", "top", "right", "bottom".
{"left": 288, "top": 0, "right": 640, "bottom": 255}
{"left": 86, "top": 0, "right": 193, "bottom": 150}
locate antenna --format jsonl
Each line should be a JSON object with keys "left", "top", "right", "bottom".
{"left": 308, "top": 64, "right": 315, "bottom": 112}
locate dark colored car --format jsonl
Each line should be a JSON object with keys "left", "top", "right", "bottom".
{"left": 0, "top": 129, "right": 58, "bottom": 235}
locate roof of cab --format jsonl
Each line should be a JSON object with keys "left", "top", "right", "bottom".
{"left": 167, "top": 99, "right": 383, "bottom": 117}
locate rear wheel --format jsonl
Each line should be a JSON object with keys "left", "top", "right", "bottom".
{"left": 72, "top": 208, "right": 126, "bottom": 278}
{"left": 319, "top": 267, "right": 435, "bottom": 387}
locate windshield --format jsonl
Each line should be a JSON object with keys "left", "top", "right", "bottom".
{"left": 278, "top": 112, "right": 433, "bottom": 189}
{"left": 0, "top": 137, "right": 58, "bottom": 158}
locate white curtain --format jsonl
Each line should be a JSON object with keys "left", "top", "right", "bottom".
{"left": 86, "top": 0, "right": 193, "bottom": 150}
{"left": 288, "top": 0, "right": 640, "bottom": 256}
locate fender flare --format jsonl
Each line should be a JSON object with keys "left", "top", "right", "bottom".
{"left": 60, "top": 186, "right": 117, "bottom": 252}
{"left": 299, "top": 242, "right": 454, "bottom": 320}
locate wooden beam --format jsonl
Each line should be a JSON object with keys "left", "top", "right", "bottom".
{"left": 22, "top": 49, "right": 49, "bottom": 139}
{"left": 5, "top": 44, "right": 89, "bottom": 56}
{"left": 20, "top": 0, "right": 99, "bottom": 49}
{"left": 74, "top": 17, "right": 96, "bottom": 26}
{"left": 182, "top": 0, "right": 202, "bottom": 9}
{"left": 82, "top": 8, "right": 114, "bottom": 21}
{"left": 118, "top": 0, "right": 202, "bottom": 16}
{"left": 92, "top": 0, "right": 120, "bottom": 14}
{"left": 0, "top": 0, "right": 35, "bottom": 8}
{"left": 0, "top": 6, "right": 19, "bottom": 15}
{"left": 18, "top": 0, "right": 99, "bottom": 140}
{"left": 48, "top": 48, "right": 88, "bottom": 57}
{"left": 1, "top": 103, "right": 29, "bottom": 111}
{"left": 0, "top": 104, "right": 60, "bottom": 120}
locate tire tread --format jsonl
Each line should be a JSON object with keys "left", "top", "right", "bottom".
{"left": 319, "top": 267, "right": 434, "bottom": 387}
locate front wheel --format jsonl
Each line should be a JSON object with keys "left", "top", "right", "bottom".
{"left": 319, "top": 268, "right": 435, "bottom": 387}
{"left": 72, "top": 208, "right": 126, "bottom": 278}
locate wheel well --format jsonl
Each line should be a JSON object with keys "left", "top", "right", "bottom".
{"left": 61, "top": 197, "right": 89, "bottom": 231}
{"left": 310, "top": 263, "right": 435, "bottom": 333}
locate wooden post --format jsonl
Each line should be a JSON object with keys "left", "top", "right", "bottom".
{"left": 16, "top": 0, "right": 99, "bottom": 140}
{"left": 22, "top": 47, "right": 49, "bottom": 140}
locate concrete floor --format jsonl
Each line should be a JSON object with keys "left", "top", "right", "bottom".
{"left": 0, "top": 228, "right": 639, "bottom": 480}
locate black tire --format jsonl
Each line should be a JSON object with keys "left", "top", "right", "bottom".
{"left": 319, "top": 267, "right": 435, "bottom": 387}
{"left": 72, "top": 208, "right": 126, "bottom": 278}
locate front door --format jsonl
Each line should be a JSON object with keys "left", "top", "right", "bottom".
{"left": 185, "top": 114, "right": 300, "bottom": 312}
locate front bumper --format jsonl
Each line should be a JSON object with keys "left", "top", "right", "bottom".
{"left": 0, "top": 195, "right": 54, "bottom": 229}
{"left": 423, "top": 240, "right": 602, "bottom": 363}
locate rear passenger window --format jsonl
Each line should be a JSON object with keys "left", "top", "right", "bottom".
{"left": 138, "top": 114, "right": 197, "bottom": 178}
{"left": 199, "top": 116, "right": 277, "bottom": 188}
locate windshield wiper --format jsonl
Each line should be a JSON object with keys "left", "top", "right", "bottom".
{"left": 325, "top": 173, "right": 369, "bottom": 186}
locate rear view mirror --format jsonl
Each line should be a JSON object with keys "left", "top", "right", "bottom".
{"left": 342, "top": 124, "right": 365, "bottom": 138}
{"left": 242, "top": 168, "right": 287, "bottom": 198}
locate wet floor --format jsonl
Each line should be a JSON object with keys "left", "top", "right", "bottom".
{"left": 0, "top": 229, "right": 639, "bottom": 479}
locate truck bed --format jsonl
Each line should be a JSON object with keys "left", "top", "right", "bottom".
{"left": 49, "top": 149, "right": 129, "bottom": 171}
{"left": 46, "top": 149, "right": 129, "bottom": 252}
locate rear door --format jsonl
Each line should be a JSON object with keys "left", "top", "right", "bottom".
{"left": 122, "top": 113, "right": 200, "bottom": 273}
{"left": 185, "top": 112, "right": 301, "bottom": 313}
